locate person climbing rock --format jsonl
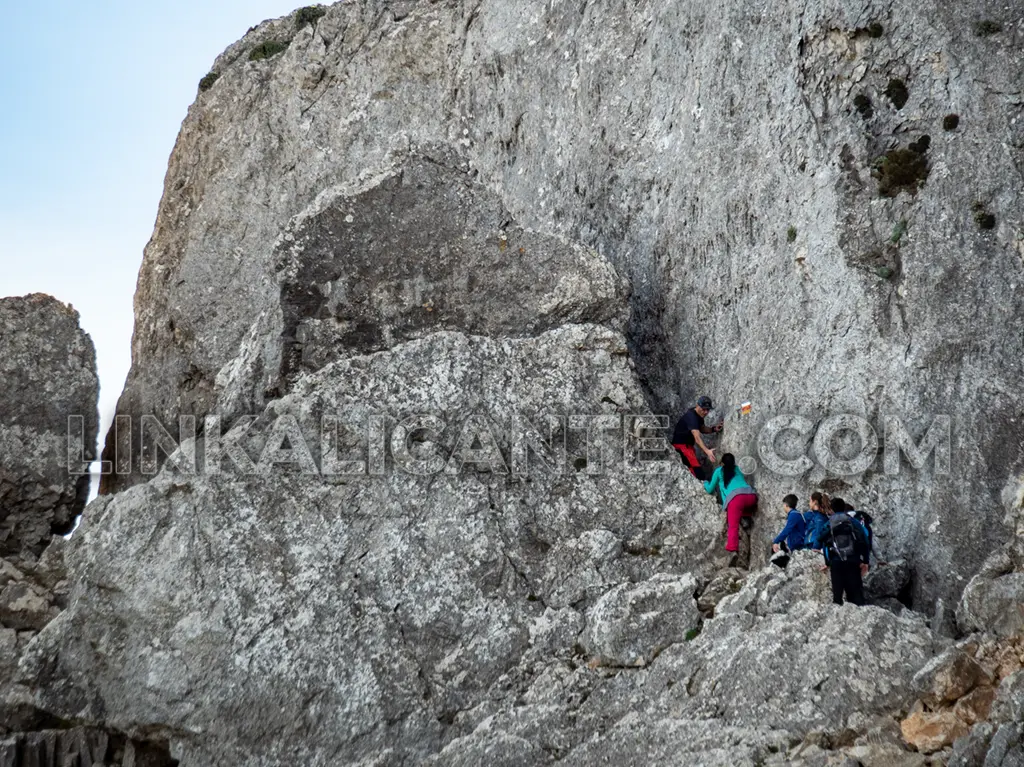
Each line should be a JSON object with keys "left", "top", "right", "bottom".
{"left": 671, "top": 395, "right": 721, "bottom": 481}
{"left": 704, "top": 453, "right": 758, "bottom": 567}
{"left": 818, "top": 497, "right": 870, "bottom": 606}
{"left": 769, "top": 494, "right": 807, "bottom": 567}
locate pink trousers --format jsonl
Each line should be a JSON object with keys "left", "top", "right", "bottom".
{"left": 725, "top": 493, "right": 758, "bottom": 552}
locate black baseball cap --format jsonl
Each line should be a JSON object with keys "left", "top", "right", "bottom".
{"left": 697, "top": 396, "right": 713, "bottom": 409}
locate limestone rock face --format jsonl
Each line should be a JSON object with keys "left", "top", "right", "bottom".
{"left": 580, "top": 572, "right": 701, "bottom": 666}
{"left": 716, "top": 550, "right": 833, "bottom": 616}
{"left": 26, "top": 322, "right": 726, "bottom": 765}
{"left": 22, "top": 0, "right": 1024, "bottom": 763}
{"left": 216, "top": 148, "right": 630, "bottom": 422}
{"left": 0, "top": 295, "right": 98, "bottom": 561}
{"left": 102, "top": 0, "right": 1024, "bottom": 614}
{"left": 957, "top": 536, "right": 1024, "bottom": 638}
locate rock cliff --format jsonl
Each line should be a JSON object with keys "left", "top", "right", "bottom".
{"left": 0, "top": 295, "right": 98, "bottom": 560}
{"left": 102, "top": 0, "right": 1024, "bottom": 613}
{"left": 4, "top": 0, "right": 1024, "bottom": 765}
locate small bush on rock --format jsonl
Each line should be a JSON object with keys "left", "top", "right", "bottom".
{"left": 295, "top": 6, "right": 327, "bottom": 28}
{"left": 873, "top": 146, "right": 930, "bottom": 197}
{"left": 250, "top": 40, "right": 290, "bottom": 61}
{"left": 854, "top": 93, "right": 873, "bottom": 119}
{"left": 885, "top": 78, "right": 909, "bottom": 109}
{"left": 198, "top": 72, "right": 220, "bottom": 92}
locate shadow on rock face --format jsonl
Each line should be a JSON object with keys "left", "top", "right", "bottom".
{"left": 276, "top": 146, "right": 630, "bottom": 387}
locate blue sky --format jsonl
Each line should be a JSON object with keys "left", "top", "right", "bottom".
{"left": 0, "top": 0, "right": 307, "bottom": 451}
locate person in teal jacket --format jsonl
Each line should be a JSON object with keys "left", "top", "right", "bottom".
{"left": 703, "top": 453, "right": 759, "bottom": 556}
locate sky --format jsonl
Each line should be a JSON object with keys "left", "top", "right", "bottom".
{"left": 0, "top": 0, "right": 307, "bottom": 467}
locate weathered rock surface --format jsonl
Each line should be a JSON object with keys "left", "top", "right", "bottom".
{"left": 958, "top": 536, "right": 1024, "bottom": 638}
{"left": 716, "top": 550, "right": 833, "bottom": 616}
{"left": 0, "top": 295, "right": 98, "bottom": 561}
{"left": 580, "top": 572, "right": 700, "bottom": 666}
{"left": 27, "top": 322, "right": 726, "bottom": 765}
{"left": 14, "top": 0, "right": 1024, "bottom": 763}
{"left": 216, "top": 148, "right": 630, "bottom": 423}
{"left": 864, "top": 558, "right": 912, "bottom": 605}
{"left": 427, "top": 601, "right": 937, "bottom": 766}
{"left": 102, "top": 0, "right": 1024, "bottom": 615}
{"left": 904, "top": 628, "right": 1024, "bottom": 765}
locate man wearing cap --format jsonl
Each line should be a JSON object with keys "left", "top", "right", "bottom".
{"left": 671, "top": 396, "right": 722, "bottom": 481}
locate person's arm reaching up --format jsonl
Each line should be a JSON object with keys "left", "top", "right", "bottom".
{"left": 703, "top": 467, "right": 722, "bottom": 497}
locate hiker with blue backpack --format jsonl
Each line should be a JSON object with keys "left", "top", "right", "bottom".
{"left": 815, "top": 497, "right": 870, "bottom": 606}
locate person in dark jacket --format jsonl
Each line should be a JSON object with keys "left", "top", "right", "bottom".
{"left": 671, "top": 395, "right": 721, "bottom": 481}
{"left": 772, "top": 494, "right": 807, "bottom": 554}
{"left": 818, "top": 497, "right": 870, "bottom": 606}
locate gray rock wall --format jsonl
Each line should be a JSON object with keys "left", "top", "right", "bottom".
{"left": 101, "top": 0, "right": 1024, "bottom": 611}
{"left": 0, "top": 294, "right": 98, "bottom": 561}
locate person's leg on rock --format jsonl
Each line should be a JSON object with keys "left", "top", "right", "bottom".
{"left": 736, "top": 495, "right": 757, "bottom": 568}
{"left": 846, "top": 564, "right": 866, "bottom": 606}
{"left": 673, "top": 443, "right": 708, "bottom": 481}
{"left": 830, "top": 563, "right": 845, "bottom": 605}
{"left": 725, "top": 498, "right": 743, "bottom": 553}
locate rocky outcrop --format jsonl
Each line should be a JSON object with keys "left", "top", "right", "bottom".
{"left": 12, "top": 184, "right": 943, "bottom": 764}
{"left": 26, "top": 316, "right": 729, "bottom": 764}
{"left": 580, "top": 572, "right": 700, "bottom": 667}
{"left": 0, "top": 295, "right": 98, "bottom": 561}
{"left": 10, "top": 0, "right": 1023, "bottom": 764}
{"left": 426, "top": 599, "right": 938, "bottom": 766}
{"left": 0, "top": 295, "right": 141, "bottom": 761}
{"left": 902, "top": 633, "right": 1024, "bottom": 762}
{"left": 716, "top": 550, "right": 833, "bottom": 616}
{"left": 938, "top": 501, "right": 1024, "bottom": 765}
{"left": 101, "top": 0, "right": 1024, "bottom": 615}
{"left": 957, "top": 536, "right": 1024, "bottom": 638}
{"left": 216, "top": 148, "right": 629, "bottom": 422}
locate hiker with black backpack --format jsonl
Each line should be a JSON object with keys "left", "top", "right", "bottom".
{"left": 817, "top": 497, "right": 870, "bottom": 606}
{"left": 845, "top": 503, "right": 886, "bottom": 566}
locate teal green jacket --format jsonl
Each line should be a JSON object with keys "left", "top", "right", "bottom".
{"left": 703, "top": 466, "right": 756, "bottom": 509}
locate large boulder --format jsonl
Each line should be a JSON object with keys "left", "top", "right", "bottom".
{"left": 25, "top": 322, "right": 724, "bottom": 765}
{"left": 957, "top": 537, "right": 1024, "bottom": 638}
{"left": 0, "top": 294, "right": 98, "bottom": 561}
{"left": 216, "top": 147, "right": 630, "bottom": 423}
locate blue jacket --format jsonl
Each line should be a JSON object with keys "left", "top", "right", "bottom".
{"left": 703, "top": 466, "right": 755, "bottom": 509}
{"left": 805, "top": 511, "right": 830, "bottom": 549}
{"left": 773, "top": 509, "right": 808, "bottom": 550}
